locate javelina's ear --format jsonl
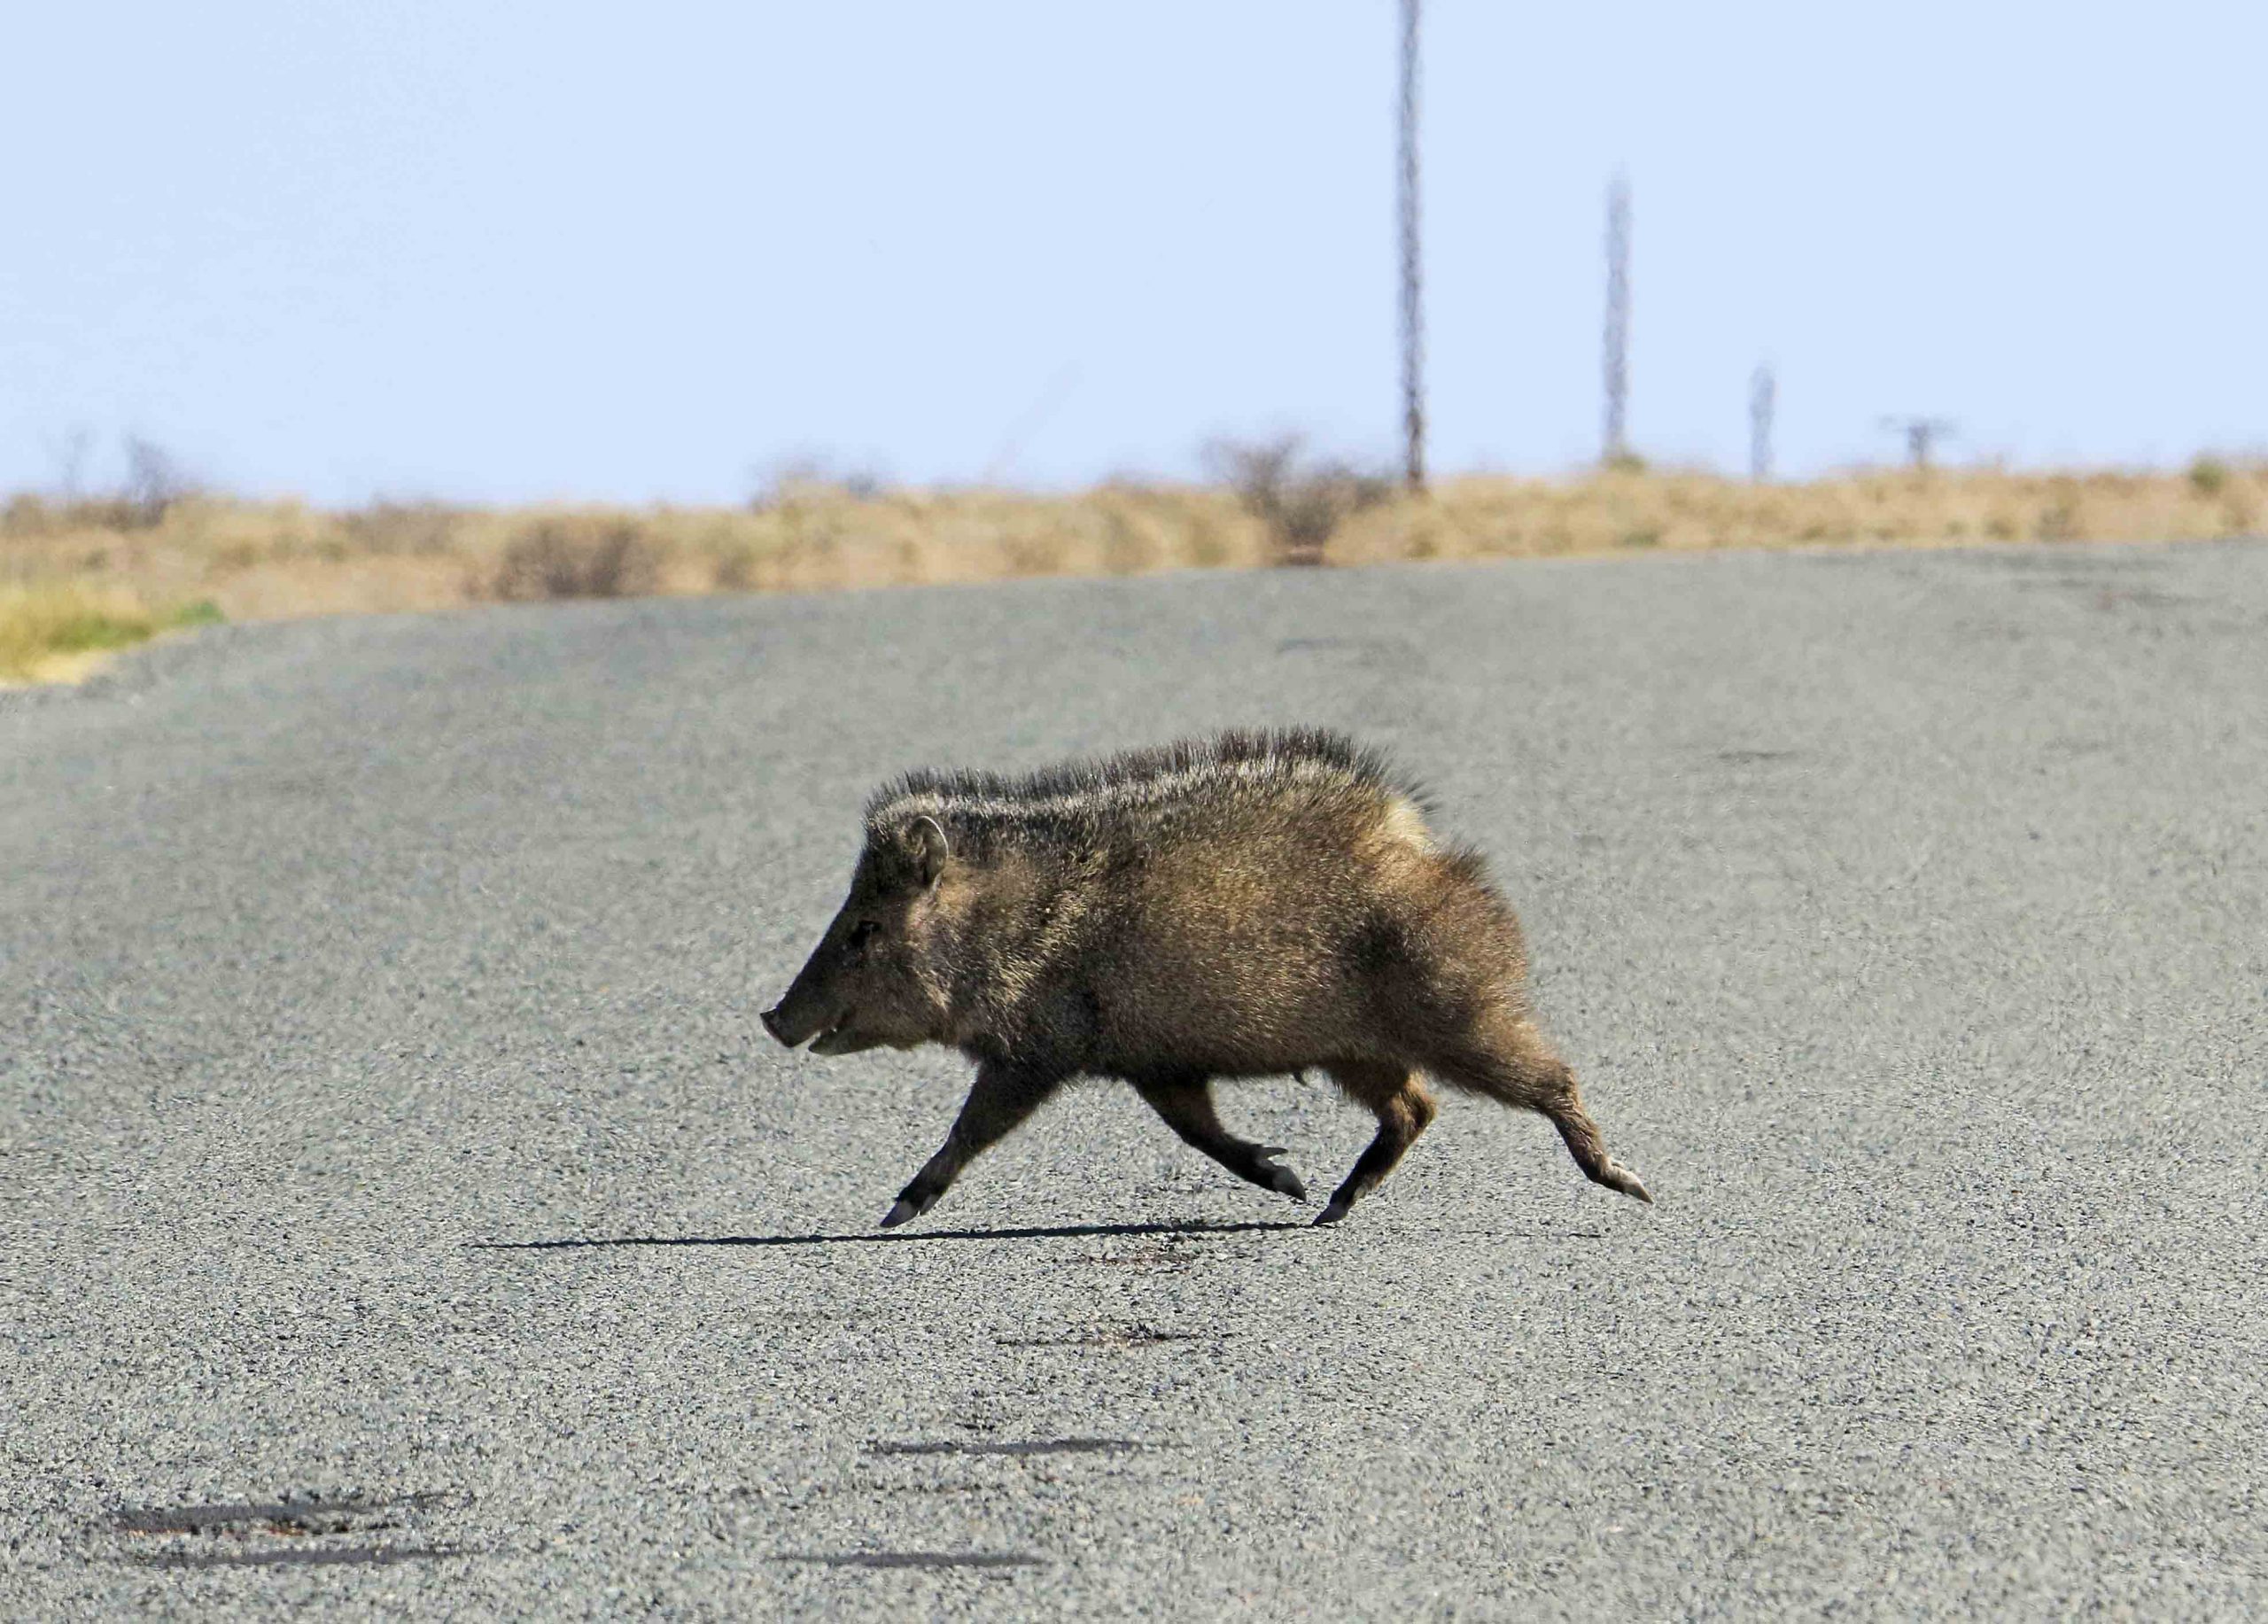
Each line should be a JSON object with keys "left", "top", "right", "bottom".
{"left": 909, "top": 815, "right": 949, "bottom": 889}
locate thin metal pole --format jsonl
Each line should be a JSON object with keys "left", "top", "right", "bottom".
{"left": 1750, "top": 364, "right": 1775, "bottom": 482}
{"left": 1397, "top": 0, "right": 1425, "bottom": 492}
{"left": 1603, "top": 171, "right": 1631, "bottom": 464}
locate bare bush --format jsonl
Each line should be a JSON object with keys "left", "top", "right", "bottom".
{"left": 50, "top": 427, "right": 95, "bottom": 501}
{"left": 750, "top": 455, "right": 889, "bottom": 509}
{"left": 1205, "top": 435, "right": 1392, "bottom": 566}
{"left": 121, "top": 437, "right": 199, "bottom": 528}
{"left": 14, "top": 435, "right": 206, "bottom": 532}
{"left": 487, "top": 517, "right": 662, "bottom": 602}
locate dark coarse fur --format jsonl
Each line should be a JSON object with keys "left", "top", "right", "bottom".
{"left": 762, "top": 727, "right": 1651, "bottom": 1227}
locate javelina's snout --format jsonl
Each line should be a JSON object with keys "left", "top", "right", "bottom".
{"left": 762, "top": 995, "right": 831, "bottom": 1048}
{"left": 762, "top": 963, "right": 848, "bottom": 1048}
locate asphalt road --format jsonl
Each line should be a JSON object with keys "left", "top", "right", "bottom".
{"left": 4, "top": 540, "right": 2264, "bottom": 1620}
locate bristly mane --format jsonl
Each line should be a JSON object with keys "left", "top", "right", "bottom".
{"left": 865, "top": 727, "right": 1433, "bottom": 854}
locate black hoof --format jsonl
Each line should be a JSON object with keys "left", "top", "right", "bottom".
{"left": 880, "top": 1197, "right": 921, "bottom": 1229}
{"left": 1262, "top": 1162, "right": 1307, "bottom": 1202}
{"left": 1313, "top": 1201, "right": 1350, "bottom": 1226}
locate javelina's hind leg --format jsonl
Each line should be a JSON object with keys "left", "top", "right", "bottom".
{"left": 1131, "top": 1075, "right": 1306, "bottom": 1203}
{"left": 1315, "top": 1062, "right": 1437, "bottom": 1225}
{"left": 1431, "top": 1021, "right": 1652, "bottom": 1204}
{"left": 881, "top": 1061, "right": 1064, "bottom": 1229}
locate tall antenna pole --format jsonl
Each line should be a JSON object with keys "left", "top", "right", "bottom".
{"left": 1602, "top": 170, "right": 1631, "bottom": 465}
{"left": 1750, "top": 364, "right": 1775, "bottom": 483}
{"left": 1397, "top": 0, "right": 1425, "bottom": 492}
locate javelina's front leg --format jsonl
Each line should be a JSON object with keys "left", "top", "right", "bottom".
{"left": 880, "top": 1061, "right": 1064, "bottom": 1229}
{"left": 1131, "top": 1075, "right": 1307, "bottom": 1202}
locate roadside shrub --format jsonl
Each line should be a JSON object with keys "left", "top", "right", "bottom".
{"left": 340, "top": 501, "right": 463, "bottom": 556}
{"left": 2186, "top": 455, "right": 2230, "bottom": 497}
{"left": 487, "top": 517, "right": 662, "bottom": 601}
{"left": 711, "top": 547, "right": 759, "bottom": 592}
{"left": 1206, "top": 434, "right": 1392, "bottom": 567}
{"left": 2, "top": 493, "right": 53, "bottom": 538}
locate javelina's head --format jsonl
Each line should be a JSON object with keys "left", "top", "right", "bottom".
{"left": 761, "top": 815, "right": 953, "bottom": 1057}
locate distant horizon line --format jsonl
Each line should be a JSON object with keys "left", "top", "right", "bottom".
{"left": 7, "top": 447, "right": 2260, "bottom": 512}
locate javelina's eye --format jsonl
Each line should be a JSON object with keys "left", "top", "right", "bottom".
{"left": 846, "top": 921, "right": 879, "bottom": 956}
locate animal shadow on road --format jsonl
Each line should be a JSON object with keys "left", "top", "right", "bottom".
{"left": 468, "top": 1218, "right": 1309, "bottom": 1252}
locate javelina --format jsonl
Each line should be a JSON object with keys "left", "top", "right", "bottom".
{"left": 761, "top": 728, "right": 1651, "bottom": 1227}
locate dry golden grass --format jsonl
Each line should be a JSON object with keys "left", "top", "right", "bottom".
{"left": 2, "top": 462, "right": 2260, "bottom": 633}
{"left": 0, "top": 581, "right": 221, "bottom": 683}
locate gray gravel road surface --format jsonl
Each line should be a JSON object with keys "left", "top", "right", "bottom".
{"left": 4, "top": 540, "right": 2264, "bottom": 1619}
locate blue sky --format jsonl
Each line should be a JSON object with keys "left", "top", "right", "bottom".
{"left": 4, "top": 1, "right": 2261, "bottom": 503}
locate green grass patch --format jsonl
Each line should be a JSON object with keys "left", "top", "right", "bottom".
{"left": 0, "top": 586, "right": 223, "bottom": 681}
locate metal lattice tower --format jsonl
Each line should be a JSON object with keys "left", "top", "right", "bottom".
{"left": 1397, "top": 0, "right": 1425, "bottom": 492}
{"left": 1602, "top": 171, "right": 1631, "bottom": 464}
{"left": 1880, "top": 416, "right": 1957, "bottom": 470}
{"left": 1750, "top": 364, "right": 1776, "bottom": 483}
